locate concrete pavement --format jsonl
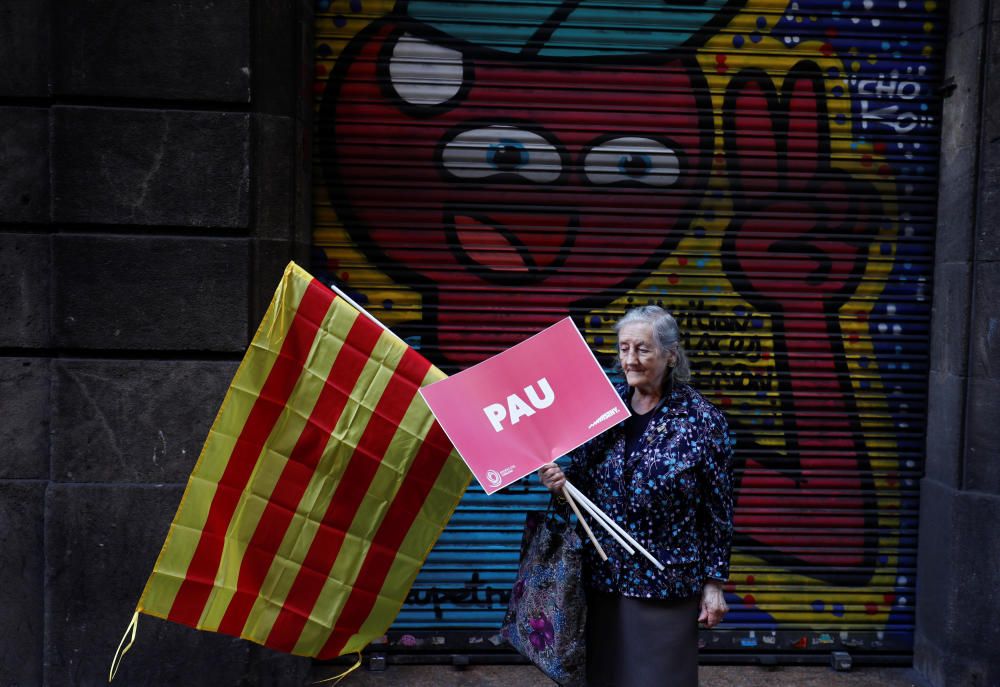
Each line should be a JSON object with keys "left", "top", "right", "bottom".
{"left": 313, "top": 664, "right": 932, "bottom": 686}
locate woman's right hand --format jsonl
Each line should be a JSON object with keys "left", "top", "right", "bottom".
{"left": 537, "top": 462, "right": 566, "bottom": 492}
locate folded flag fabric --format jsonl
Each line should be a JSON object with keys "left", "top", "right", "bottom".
{"left": 136, "top": 262, "right": 472, "bottom": 658}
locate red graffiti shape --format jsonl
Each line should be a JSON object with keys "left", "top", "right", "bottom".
{"left": 323, "top": 20, "right": 712, "bottom": 365}
{"left": 723, "top": 64, "right": 881, "bottom": 578}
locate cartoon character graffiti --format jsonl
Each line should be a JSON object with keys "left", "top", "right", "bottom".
{"left": 321, "top": 23, "right": 718, "bottom": 365}
{"left": 317, "top": 0, "right": 907, "bottom": 622}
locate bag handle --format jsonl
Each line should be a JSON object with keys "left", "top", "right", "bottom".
{"left": 544, "top": 492, "right": 573, "bottom": 523}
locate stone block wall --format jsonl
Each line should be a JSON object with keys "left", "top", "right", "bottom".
{"left": 914, "top": 0, "right": 1000, "bottom": 684}
{"left": 0, "top": 1, "right": 314, "bottom": 684}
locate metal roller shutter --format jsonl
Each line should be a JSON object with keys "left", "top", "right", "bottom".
{"left": 312, "top": 0, "right": 943, "bottom": 660}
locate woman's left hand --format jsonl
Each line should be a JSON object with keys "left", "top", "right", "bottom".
{"left": 698, "top": 580, "right": 728, "bottom": 628}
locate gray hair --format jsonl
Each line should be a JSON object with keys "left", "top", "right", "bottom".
{"left": 614, "top": 305, "right": 691, "bottom": 385}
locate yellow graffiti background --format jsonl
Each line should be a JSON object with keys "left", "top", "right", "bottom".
{"left": 314, "top": 0, "right": 425, "bottom": 327}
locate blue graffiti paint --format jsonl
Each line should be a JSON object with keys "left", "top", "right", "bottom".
{"left": 406, "top": 0, "right": 735, "bottom": 56}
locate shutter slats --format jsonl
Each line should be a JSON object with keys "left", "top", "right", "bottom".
{"left": 313, "top": 0, "right": 941, "bottom": 656}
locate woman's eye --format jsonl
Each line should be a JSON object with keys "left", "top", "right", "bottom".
{"left": 584, "top": 137, "right": 680, "bottom": 187}
{"left": 442, "top": 126, "right": 561, "bottom": 182}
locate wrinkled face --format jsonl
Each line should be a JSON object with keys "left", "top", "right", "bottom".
{"left": 618, "top": 322, "right": 673, "bottom": 394}
{"left": 323, "top": 20, "right": 711, "bottom": 365}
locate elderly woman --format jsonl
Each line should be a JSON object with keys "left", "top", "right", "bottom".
{"left": 538, "top": 305, "right": 733, "bottom": 687}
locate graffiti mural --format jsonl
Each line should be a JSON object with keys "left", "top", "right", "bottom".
{"left": 313, "top": 0, "right": 939, "bottom": 654}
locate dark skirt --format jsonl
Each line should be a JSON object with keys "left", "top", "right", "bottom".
{"left": 585, "top": 591, "right": 700, "bottom": 687}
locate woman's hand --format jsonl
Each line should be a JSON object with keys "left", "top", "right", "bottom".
{"left": 537, "top": 462, "right": 566, "bottom": 492}
{"left": 698, "top": 580, "right": 728, "bottom": 628}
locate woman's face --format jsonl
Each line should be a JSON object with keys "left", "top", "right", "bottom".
{"left": 618, "top": 322, "right": 674, "bottom": 394}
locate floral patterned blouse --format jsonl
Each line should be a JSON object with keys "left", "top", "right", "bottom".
{"left": 564, "top": 381, "right": 734, "bottom": 600}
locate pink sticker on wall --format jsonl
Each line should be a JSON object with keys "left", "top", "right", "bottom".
{"left": 419, "top": 318, "right": 630, "bottom": 494}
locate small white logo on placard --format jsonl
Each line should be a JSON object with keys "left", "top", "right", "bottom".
{"left": 588, "top": 405, "right": 622, "bottom": 429}
{"left": 486, "top": 469, "right": 502, "bottom": 486}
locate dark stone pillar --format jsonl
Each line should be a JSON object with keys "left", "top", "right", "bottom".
{"left": 914, "top": 0, "right": 1000, "bottom": 683}
{"left": 0, "top": 4, "right": 53, "bottom": 685}
{"left": 0, "top": 1, "right": 313, "bottom": 684}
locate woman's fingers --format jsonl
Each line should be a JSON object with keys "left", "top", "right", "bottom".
{"left": 536, "top": 463, "right": 565, "bottom": 491}
{"left": 543, "top": 470, "right": 564, "bottom": 490}
{"left": 699, "top": 584, "right": 729, "bottom": 628}
{"left": 698, "top": 604, "right": 724, "bottom": 628}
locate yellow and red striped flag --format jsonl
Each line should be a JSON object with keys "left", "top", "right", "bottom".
{"left": 135, "top": 262, "right": 471, "bottom": 658}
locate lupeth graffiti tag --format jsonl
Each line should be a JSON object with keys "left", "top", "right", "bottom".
{"left": 314, "top": 0, "right": 938, "bottom": 652}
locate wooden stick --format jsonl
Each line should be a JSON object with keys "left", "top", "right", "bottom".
{"left": 565, "top": 481, "right": 665, "bottom": 571}
{"left": 567, "top": 488, "right": 635, "bottom": 555}
{"left": 561, "top": 486, "right": 607, "bottom": 561}
{"left": 567, "top": 482, "right": 663, "bottom": 571}
{"left": 563, "top": 482, "right": 627, "bottom": 545}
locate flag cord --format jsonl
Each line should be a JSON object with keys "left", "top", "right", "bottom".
{"left": 312, "top": 652, "right": 363, "bottom": 686}
{"left": 108, "top": 610, "right": 139, "bottom": 682}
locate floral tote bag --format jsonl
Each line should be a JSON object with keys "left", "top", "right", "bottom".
{"left": 501, "top": 503, "right": 587, "bottom": 686}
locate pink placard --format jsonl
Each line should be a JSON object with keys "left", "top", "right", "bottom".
{"left": 419, "top": 318, "right": 630, "bottom": 494}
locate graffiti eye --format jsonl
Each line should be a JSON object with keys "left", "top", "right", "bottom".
{"left": 620, "top": 153, "right": 652, "bottom": 177}
{"left": 489, "top": 141, "right": 528, "bottom": 171}
{"left": 443, "top": 126, "right": 561, "bottom": 182}
{"left": 584, "top": 137, "right": 680, "bottom": 186}
{"left": 389, "top": 33, "right": 464, "bottom": 106}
